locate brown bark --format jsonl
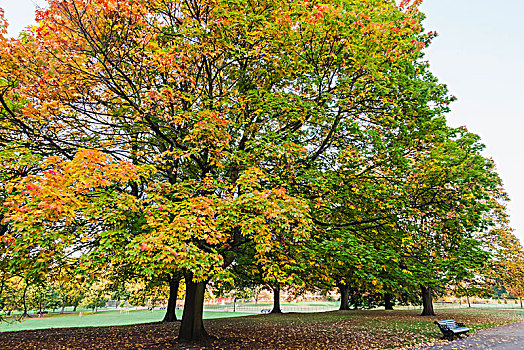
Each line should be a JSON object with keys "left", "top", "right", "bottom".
{"left": 384, "top": 293, "right": 394, "bottom": 310}
{"left": 178, "top": 274, "right": 208, "bottom": 341}
{"left": 338, "top": 284, "right": 350, "bottom": 310}
{"left": 271, "top": 285, "right": 282, "bottom": 314}
{"left": 163, "top": 274, "right": 181, "bottom": 323}
{"left": 420, "top": 286, "right": 435, "bottom": 316}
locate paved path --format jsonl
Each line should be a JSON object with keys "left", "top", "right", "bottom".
{"left": 422, "top": 321, "right": 524, "bottom": 349}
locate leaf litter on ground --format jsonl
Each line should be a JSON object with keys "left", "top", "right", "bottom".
{"left": 1, "top": 309, "right": 523, "bottom": 349}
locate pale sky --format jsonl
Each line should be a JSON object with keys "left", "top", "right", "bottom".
{"left": 420, "top": 0, "right": 524, "bottom": 242}
{"left": 2, "top": 0, "right": 523, "bottom": 241}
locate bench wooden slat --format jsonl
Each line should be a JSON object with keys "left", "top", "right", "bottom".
{"left": 434, "top": 319, "right": 469, "bottom": 340}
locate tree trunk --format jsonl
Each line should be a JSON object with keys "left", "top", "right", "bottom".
{"left": 338, "top": 284, "right": 350, "bottom": 310}
{"left": 21, "top": 284, "right": 29, "bottom": 317}
{"left": 163, "top": 274, "right": 181, "bottom": 323}
{"left": 38, "top": 293, "right": 42, "bottom": 315}
{"left": 466, "top": 292, "right": 471, "bottom": 308}
{"left": 178, "top": 274, "right": 208, "bottom": 341}
{"left": 420, "top": 286, "right": 435, "bottom": 316}
{"left": 520, "top": 297, "right": 522, "bottom": 308}
{"left": 73, "top": 304, "right": 77, "bottom": 312}
{"left": 60, "top": 299, "right": 66, "bottom": 314}
{"left": 271, "top": 285, "right": 282, "bottom": 314}
{"left": 384, "top": 293, "right": 394, "bottom": 310}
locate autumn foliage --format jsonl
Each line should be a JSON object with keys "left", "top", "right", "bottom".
{"left": 0, "top": 0, "right": 520, "bottom": 343}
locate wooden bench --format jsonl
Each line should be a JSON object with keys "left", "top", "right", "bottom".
{"left": 434, "top": 319, "right": 470, "bottom": 340}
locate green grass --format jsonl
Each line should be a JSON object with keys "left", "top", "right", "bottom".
{"left": 204, "top": 301, "right": 338, "bottom": 306}
{"left": 4, "top": 302, "right": 523, "bottom": 338}
{"left": 202, "top": 301, "right": 339, "bottom": 313}
{"left": 0, "top": 301, "right": 341, "bottom": 332}
{"left": 0, "top": 309, "right": 254, "bottom": 332}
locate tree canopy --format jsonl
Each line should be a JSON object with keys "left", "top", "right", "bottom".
{"left": 0, "top": 0, "right": 519, "bottom": 341}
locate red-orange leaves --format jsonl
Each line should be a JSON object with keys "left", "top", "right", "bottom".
{"left": 3, "top": 149, "right": 146, "bottom": 225}
{"left": 1, "top": 235, "right": 14, "bottom": 245}
{"left": 307, "top": 3, "right": 343, "bottom": 24}
{"left": 0, "top": 9, "right": 7, "bottom": 39}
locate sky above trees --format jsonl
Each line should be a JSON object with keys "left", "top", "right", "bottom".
{"left": 3, "top": 0, "right": 524, "bottom": 242}
{"left": 420, "top": 0, "right": 524, "bottom": 242}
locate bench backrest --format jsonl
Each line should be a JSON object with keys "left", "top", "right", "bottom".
{"left": 434, "top": 319, "right": 459, "bottom": 329}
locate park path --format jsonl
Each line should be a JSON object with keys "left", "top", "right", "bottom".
{"left": 421, "top": 321, "right": 524, "bottom": 350}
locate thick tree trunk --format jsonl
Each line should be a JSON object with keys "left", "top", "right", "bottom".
{"left": 520, "top": 297, "right": 522, "bottom": 308}
{"left": 163, "top": 274, "right": 181, "bottom": 323}
{"left": 178, "top": 274, "right": 208, "bottom": 341}
{"left": 338, "top": 284, "right": 350, "bottom": 310}
{"left": 73, "top": 304, "right": 77, "bottom": 312}
{"left": 466, "top": 293, "right": 471, "bottom": 308}
{"left": 271, "top": 285, "right": 282, "bottom": 314}
{"left": 384, "top": 293, "right": 394, "bottom": 310}
{"left": 60, "top": 299, "right": 66, "bottom": 314}
{"left": 420, "top": 286, "right": 435, "bottom": 316}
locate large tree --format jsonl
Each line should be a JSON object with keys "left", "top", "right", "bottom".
{"left": 0, "top": 0, "right": 511, "bottom": 341}
{"left": 0, "top": 0, "right": 425, "bottom": 339}
{"left": 399, "top": 127, "right": 506, "bottom": 316}
{"left": 492, "top": 229, "right": 524, "bottom": 308}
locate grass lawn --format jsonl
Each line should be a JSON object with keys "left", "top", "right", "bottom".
{"left": 0, "top": 309, "right": 254, "bottom": 332}
{"left": 203, "top": 300, "right": 340, "bottom": 313}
